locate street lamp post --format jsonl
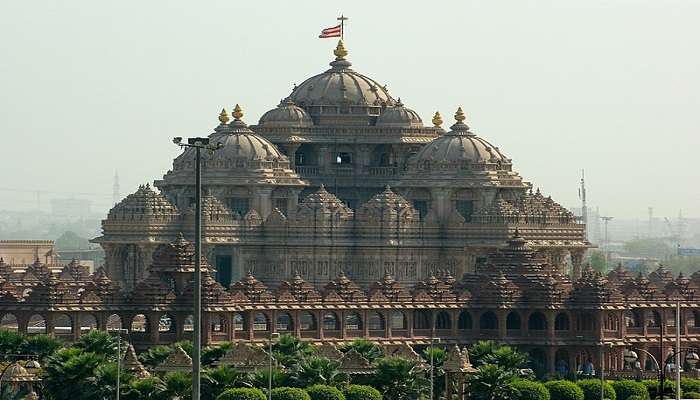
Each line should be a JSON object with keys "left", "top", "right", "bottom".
{"left": 109, "top": 328, "right": 129, "bottom": 400}
{"left": 429, "top": 337, "right": 441, "bottom": 400}
{"left": 268, "top": 332, "right": 280, "bottom": 400}
{"left": 624, "top": 348, "right": 699, "bottom": 400}
{"left": 173, "top": 136, "right": 222, "bottom": 400}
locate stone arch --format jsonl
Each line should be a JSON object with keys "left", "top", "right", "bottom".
{"left": 253, "top": 312, "right": 270, "bottom": 331}
{"left": 55, "top": 313, "right": 73, "bottom": 335}
{"left": 554, "top": 313, "right": 570, "bottom": 331}
{"left": 323, "top": 312, "right": 340, "bottom": 331}
{"left": 106, "top": 314, "right": 123, "bottom": 330}
{"left": 435, "top": 311, "right": 451, "bottom": 330}
{"left": 647, "top": 310, "right": 662, "bottom": 327}
{"left": 0, "top": 313, "right": 19, "bottom": 332}
{"left": 413, "top": 310, "right": 431, "bottom": 330}
{"left": 479, "top": 311, "right": 498, "bottom": 330}
{"left": 576, "top": 312, "right": 595, "bottom": 331}
{"left": 604, "top": 312, "right": 619, "bottom": 331}
{"left": 27, "top": 314, "right": 46, "bottom": 335}
{"left": 506, "top": 312, "right": 522, "bottom": 330}
{"left": 368, "top": 312, "right": 385, "bottom": 331}
{"left": 344, "top": 312, "right": 363, "bottom": 331}
{"left": 80, "top": 314, "right": 98, "bottom": 333}
{"left": 624, "top": 309, "right": 642, "bottom": 328}
{"left": 276, "top": 312, "right": 294, "bottom": 333}
{"left": 458, "top": 311, "right": 473, "bottom": 330}
{"left": 131, "top": 314, "right": 149, "bottom": 333}
{"left": 158, "top": 314, "right": 176, "bottom": 333}
{"left": 299, "top": 312, "right": 316, "bottom": 331}
{"left": 233, "top": 313, "right": 246, "bottom": 331}
{"left": 391, "top": 311, "right": 407, "bottom": 330}
{"left": 210, "top": 314, "right": 227, "bottom": 333}
{"left": 528, "top": 312, "right": 547, "bottom": 331}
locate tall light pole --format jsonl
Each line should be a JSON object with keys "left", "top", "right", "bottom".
{"left": 110, "top": 328, "right": 129, "bottom": 400}
{"left": 600, "top": 216, "right": 613, "bottom": 265}
{"left": 173, "top": 135, "right": 221, "bottom": 400}
{"left": 268, "top": 332, "right": 280, "bottom": 400}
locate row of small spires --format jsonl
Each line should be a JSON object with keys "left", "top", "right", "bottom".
{"left": 214, "top": 103, "right": 467, "bottom": 130}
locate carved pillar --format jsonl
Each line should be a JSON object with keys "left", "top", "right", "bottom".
{"left": 318, "top": 310, "right": 325, "bottom": 340}
{"left": 363, "top": 310, "right": 370, "bottom": 338}
{"left": 498, "top": 310, "right": 507, "bottom": 339}
{"left": 340, "top": 310, "right": 347, "bottom": 339}
{"left": 149, "top": 312, "right": 160, "bottom": 344}
{"left": 547, "top": 346, "right": 556, "bottom": 375}
{"left": 283, "top": 143, "right": 301, "bottom": 168}
{"left": 407, "top": 311, "right": 414, "bottom": 338}
{"left": 319, "top": 145, "right": 331, "bottom": 173}
{"left": 571, "top": 249, "right": 585, "bottom": 280}
{"left": 73, "top": 312, "right": 82, "bottom": 341}
{"left": 385, "top": 310, "right": 392, "bottom": 339}
{"left": 451, "top": 309, "right": 458, "bottom": 339}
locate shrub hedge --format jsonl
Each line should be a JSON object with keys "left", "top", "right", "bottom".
{"left": 610, "top": 380, "right": 648, "bottom": 400}
{"left": 513, "top": 379, "right": 550, "bottom": 400}
{"left": 576, "top": 379, "right": 616, "bottom": 400}
{"left": 305, "top": 385, "right": 346, "bottom": 400}
{"left": 685, "top": 392, "right": 700, "bottom": 399}
{"left": 342, "top": 385, "right": 382, "bottom": 400}
{"left": 545, "top": 380, "right": 584, "bottom": 400}
{"left": 271, "top": 387, "right": 312, "bottom": 400}
{"left": 216, "top": 388, "right": 267, "bottom": 400}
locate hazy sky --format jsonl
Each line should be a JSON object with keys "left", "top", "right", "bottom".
{"left": 1, "top": 0, "right": 698, "bottom": 219}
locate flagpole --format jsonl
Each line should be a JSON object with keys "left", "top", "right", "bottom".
{"left": 337, "top": 14, "right": 348, "bottom": 41}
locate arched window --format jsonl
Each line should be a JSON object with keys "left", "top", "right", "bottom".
{"left": 106, "top": 314, "right": 122, "bottom": 331}
{"left": 210, "top": 314, "right": 226, "bottom": 333}
{"left": 576, "top": 313, "right": 594, "bottom": 331}
{"left": 458, "top": 311, "right": 473, "bottom": 330}
{"left": 344, "top": 312, "right": 363, "bottom": 331}
{"left": 233, "top": 313, "right": 245, "bottom": 331}
{"left": 647, "top": 310, "right": 662, "bottom": 327}
{"left": 253, "top": 312, "right": 269, "bottom": 331}
{"left": 0, "top": 314, "right": 18, "bottom": 332}
{"left": 277, "top": 313, "right": 294, "bottom": 332}
{"left": 506, "top": 312, "right": 521, "bottom": 330}
{"left": 624, "top": 310, "right": 642, "bottom": 328}
{"left": 80, "top": 314, "right": 98, "bottom": 333}
{"left": 184, "top": 315, "right": 194, "bottom": 332}
{"left": 604, "top": 313, "right": 619, "bottom": 331}
{"left": 413, "top": 310, "right": 431, "bottom": 329}
{"left": 299, "top": 312, "right": 316, "bottom": 331}
{"left": 529, "top": 348, "right": 548, "bottom": 378}
{"left": 323, "top": 312, "right": 340, "bottom": 331}
{"left": 159, "top": 314, "right": 176, "bottom": 333}
{"left": 554, "top": 313, "right": 570, "bottom": 331}
{"left": 131, "top": 314, "right": 148, "bottom": 333}
{"left": 435, "top": 311, "right": 451, "bottom": 330}
{"left": 391, "top": 311, "right": 407, "bottom": 330}
{"left": 528, "top": 312, "right": 547, "bottom": 331}
{"left": 368, "top": 312, "right": 385, "bottom": 331}
{"left": 27, "top": 314, "right": 46, "bottom": 335}
{"left": 55, "top": 314, "right": 74, "bottom": 334}
{"left": 480, "top": 311, "right": 498, "bottom": 330}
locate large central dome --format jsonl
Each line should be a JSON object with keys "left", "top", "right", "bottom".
{"left": 287, "top": 40, "right": 395, "bottom": 107}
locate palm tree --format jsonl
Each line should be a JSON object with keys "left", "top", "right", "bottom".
{"left": 42, "top": 348, "right": 104, "bottom": 400}
{"left": 372, "top": 357, "right": 428, "bottom": 400}
{"left": 339, "top": 339, "right": 384, "bottom": 364}
{"left": 121, "top": 376, "right": 168, "bottom": 400}
{"left": 466, "top": 364, "right": 518, "bottom": 400}
{"left": 19, "top": 334, "right": 63, "bottom": 360}
{"left": 163, "top": 371, "right": 192, "bottom": 400}
{"left": 73, "top": 330, "right": 118, "bottom": 358}
{"left": 202, "top": 365, "right": 251, "bottom": 399}
{"left": 272, "top": 334, "right": 316, "bottom": 368}
{"left": 467, "top": 340, "right": 498, "bottom": 367}
{"left": 249, "top": 366, "right": 290, "bottom": 389}
{"left": 421, "top": 347, "right": 447, "bottom": 399}
{"left": 482, "top": 346, "right": 528, "bottom": 373}
{"left": 291, "top": 356, "right": 349, "bottom": 388}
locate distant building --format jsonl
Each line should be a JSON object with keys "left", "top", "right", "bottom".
{"left": 0, "top": 240, "right": 57, "bottom": 265}
{"left": 51, "top": 198, "right": 92, "bottom": 218}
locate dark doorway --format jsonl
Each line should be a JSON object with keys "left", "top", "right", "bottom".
{"left": 215, "top": 255, "right": 232, "bottom": 287}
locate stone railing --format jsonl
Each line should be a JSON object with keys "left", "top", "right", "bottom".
{"left": 368, "top": 166, "right": 397, "bottom": 177}
{"left": 295, "top": 166, "right": 319, "bottom": 175}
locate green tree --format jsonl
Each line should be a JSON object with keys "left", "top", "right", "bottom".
{"left": 587, "top": 250, "right": 608, "bottom": 273}
{"left": 121, "top": 376, "right": 168, "bottom": 400}
{"left": 139, "top": 344, "right": 176, "bottom": 368}
{"left": 163, "top": 371, "right": 192, "bottom": 400}
{"left": 305, "top": 385, "right": 346, "bottom": 400}
{"left": 42, "top": 348, "right": 104, "bottom": 400}
{"left": 271, "top": 387, "right": 312, "bottom": 400}
{"left": 19, "top": 334, "right": 63, "bottom": 360}
{"left": 273, "top": 335, "right": 316, "bottom": 368}
{"left": 576, "top": 379, "right": 616, "bottom": 400}
{"left": 89, "top": 362, "right": 134, "bottom": 400}
{"left": 681, "top": 378, "right": 700, "bottom": 395}
{"left": 339, "top": 339, "right": 384, "bottom": 364}
{"left": 342, "top": 385, "right": 382, "bottom": 400}
{"left": 203, "top": 341, "right": 233, "bottom": 366}
{"left": 468, "top": 340, "right": 499, "bottom": 367}
{"left": 203, "top": 365, "right": 252, "bottom": 399}
{"left": 486, "top": 345, "right": 529, "bottom": 373}
{"left": 544, "top": 380, "right": 584, "bottom": 400}
{"left": 610, "top": 380, "right": 648, "bottom": 400}
{"left": 216, "top": 387, "right": 267, "bottom": 400}
{"left": 291, "top": 356, "right": 349, "bottom": 388}
{"left": 467, "top": 364, "right": 518, "bottom": 400}
{"left": 421, "top": 346, "right": 447, "bottom": 398}
{"left": 513, "top": 379, "right": 550, "bottom": 400}
{"left": 372, "top": 357, "right": 427, "bottom": 400}
{"left": 55, "top": 231, "right": 91, "bottom": 250}
{"left": 0, "top": 330, "right": 25, "bottom": 358}
{"left": 73, "top": 330, "right": 118, "bottom": 357}
{"left": 250, "top": 366, "right": 290, "bottom": 389}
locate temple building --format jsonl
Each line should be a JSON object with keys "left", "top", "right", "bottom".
{"left": 94, "top": 40, "right": 588, "bottom": 290}
{"left": 2, "top": 40, "right": 694, "bottom": 378}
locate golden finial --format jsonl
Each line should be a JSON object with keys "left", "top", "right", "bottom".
{"left": 454, "top": 107, "right": 466, "bottom": 123}
{"left": 218, "top": 108, "right": 229, "bottom": 124}
{"left": 334, "top": 40, "right": 348, "bottom": 60}
{"left": 232, "top": 104, "right": 243, "bottom": 121}
{"left": 432, "top": 111, "right": 443, "bottom": 128}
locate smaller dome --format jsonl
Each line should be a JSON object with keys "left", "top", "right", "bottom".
{"left": 259, "top": 100, "right": 313, "bottom": 128}
{"left": 375, "top": 99, "right": 423, "bottom": 128}
{"left": 108, "top": 184, "right": 179, "bottom": 219}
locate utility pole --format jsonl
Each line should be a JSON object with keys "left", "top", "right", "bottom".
{"left": 600, "top": 216, "right": 614, "bottom": 264}
{"left": 113, "top": 170, "right": 121, "bottom": 205}
{"left": 579, "top": 169, "right": 588, "bottom": 240}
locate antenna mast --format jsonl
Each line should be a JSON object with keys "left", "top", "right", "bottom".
{"left": 580, "top": 169, "right": 587, "bottom": 239}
